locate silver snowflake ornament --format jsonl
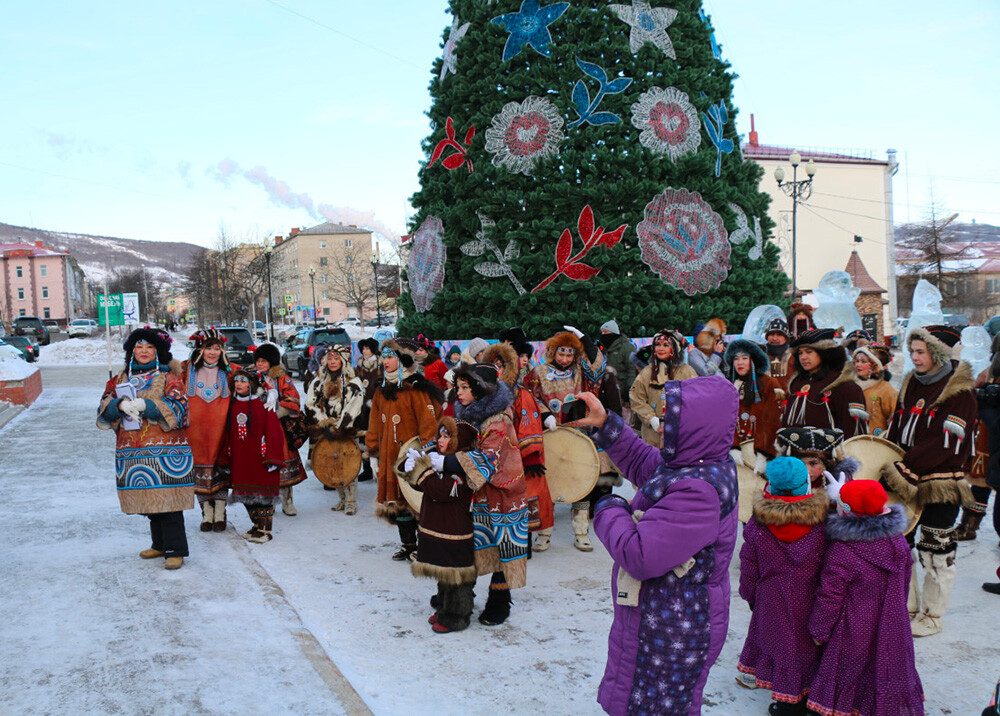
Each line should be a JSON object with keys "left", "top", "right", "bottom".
{"left": 609, "top": 0, "right": 678, "bottom": 58}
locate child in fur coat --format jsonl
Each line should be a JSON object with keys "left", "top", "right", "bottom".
{"left": 400, "top": 416, "right": 478, "bottom": 633}
{"left": 737, "top": 457, "right": 830, "bottom": 715}
{"left": 807, "top": 480, "right": 924, "bottom": 716}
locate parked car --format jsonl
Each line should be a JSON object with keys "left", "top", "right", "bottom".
{"left": 43, "top": 319, "right": 61, "bottom": 333}
{"left": 337, "top": 317, "right": 361, "bottom": 328}
{"left": 3, "top": 335, "right": 39, "bottom": 362}
{"left": 372, "top": 327, "right": 397, "bottom": 344}
{"left": 215, "top": 327, "right": 258, "bottom": 366}
{"left": 68, "top": 319, "right": 99, "bottom": 338}
{"left": 12, "top": 316, "right": 50, "bottom": 345}
{"left": 281, "top": 326, "right": 351, "bottom": 378}
{"left": 0, "top": 338, "right": 23, "bottom": 361}
{"left": 251, "top": 320, "right": 267, "bottom": 340}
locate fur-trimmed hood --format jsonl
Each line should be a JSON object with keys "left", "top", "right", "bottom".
{"left": 898, "top": 359, "right": 975, "bottom": 412}
{"left": 482, "top": 342, "right": 519, "bottom": 388}
{"left": 435, "top": 415, "right": 477, "bottom": 455}
{"left": 907, "top": 327, "right": 957, "bottom": 368}
{"left": 724, "top": 338, "right": 769, "bottom": 376}
{"left": 753, "top": 492, "right": 830, "bottom": 527}
{"left": 544, "top": 331, "right": 585, "bottom": 366}
{"left": 454, "top": 381, "right": 514, "bottom": 428}
{"left": 826, "top": 503, "right": 908, "bottom": 543}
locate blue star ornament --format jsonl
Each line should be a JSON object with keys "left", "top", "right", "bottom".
{"left": 491, "top": 0, "right": 570, "bottom": 62}
{"left": 610, "top": 1, "right": 678, "bottom": 58}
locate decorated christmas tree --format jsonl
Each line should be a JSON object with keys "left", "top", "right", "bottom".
{"left": 398, "top": 0, "right": 788, "bottom": 338}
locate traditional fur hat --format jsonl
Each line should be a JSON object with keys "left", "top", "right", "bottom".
{"left": 694, "top": 318, "right": 727, "bottom": 355}
{"left": 382, "top": 337, "right": 419, "bottom": 370}
{"left": 766, "top": 456, "right": 811, "bottom": 497}
{"left": 907, "top": 326, "right": 958, "bottom": 368}
{"left": 512, "top": 339, "right": 534, "bottom": 358}
{"left": 764, "top": 318, "right": 790, "bottom": 339}
{"left": 124, "top": 327, "right": 173, "bottom": 365}
{"left": 788, "top": 302, "right": 816, "bottom": 339}
{"left": 415, "top": 334, "right": 439, "bottom": 355}
{"left": 231, "top": 368, "right": 262, "bottom": 393}
{"left": 775, "top": 426, "right": 844, "bottom": 456}
{"left": 189, "top": 327, "right": 229, "bottom": 369}
{"left": 724, "top": 338, "right": 769, "bottom": 376}
{"left": 357, "top": 337, "right": 379, "bottom": 355}
{"left": 482, "top": 342, "right": 519, "bottom": 388}
{"left": 498, "top": 327, "right": 528, "bottom": 345}
{"left": 544, "top": 331, "right": 585, "bottom": 365}
{"left": 649, "top": 329, "right": 687, "bottom": 366}
{"left": 253, "top": 342, "right": 281, "bottom": 368}
{"left": 436, "top": 416, "right": 478, "bottom": 455}
{"left": 838, "top": 479, "right": 889, "bottom": 517}
{"left": 791, "top": 328, "right": 846, "bottom": 374}
{"left": 843, "top": 329, "right": 873, "bottom": 353}
{"left": 453, "top": 363, "right": 500, "bottom": 400}
{"left": 853, "top": 344, "right": 887, "bottom": 374}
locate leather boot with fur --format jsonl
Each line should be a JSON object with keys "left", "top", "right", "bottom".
{"left": 954, "top": 504, "right": 987, "bottom": 541}
{"left": 212, "top": 499, "right": 227, "bottom": 532}
{"left": 357, "top": 458, "right": 373, "bottom": 482}
{"left": 478, "top": 587, "right": 512, "bottom": 626}
{"left": 280, "top": 486, "right": 297, "bottom": 516}
{"left": 393, "top": 519, "right": 418, "bottom": 561}
{"left": 572, "top": 503, "right": 594, "bottom": 552}
{"left": 344, "top": 483, "right": 357, "bottom": 516}
{"left": 533, "top": 527, "right": 552, "bottom": 552}
{"left": 332, "top": 487, "right": 346, "bottom": 511}
{"left": 200, "top": 500, "right": 214, "bottom": 532}
{"left": 435, "top": 582, "right": 475, "bottom": 633}
{"left": 912, "top": 550, "right": 956, "bottom": 637}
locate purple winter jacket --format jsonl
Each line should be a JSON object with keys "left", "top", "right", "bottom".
{"left": 592, "top": 375, "right": 739, "bottom": 716}
{"left": 807, "top": 504, "right": 924, "bottom": 716}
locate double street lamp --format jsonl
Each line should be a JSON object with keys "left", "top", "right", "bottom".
{"left": 263, "top": 242, "right": 275, "bottom": 342}
{"left": 774, "top": 151, "right": 817, "bottom": 297}
{"left": 308, "top": 265, "right": 318, "bottom": 326}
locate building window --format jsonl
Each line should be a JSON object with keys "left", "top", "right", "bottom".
{"left": 42, "top": 286, "right": 49, "bottom": 299}
{"left": 323, "top": 307, "right": 331, "bottom": 316}
{"left": 987, "top": 278, "right": 1000, "bottom": 293}
{"left": 345, "top": 239, "right": 352, "bottom": 248}
{"left": 40, "top": 265, "right": 47, "bottom": 277}
{"left": 322, "top": 290, "right": 331, "bottom": 300}
{"left": 319, "top": 240, "right": 327, "bottom": 249}
{"left": 17, "top": 288, "right": 24, "bottom": 300}
{"left": 319, "top": 257, "right": 328, "bottom": 266}
{"left": 16, "top": 266, "right": 23, "bottom": 278}
{"left": 321, "top": 274, "right": 328, "bottom": 283}
{"left": 43, "top": 307, "right": 51, "bottom": 319}
{"left": 348, "top": 273, "right": 354, "bottom": 281}
{"left": 345, "top": 256, "right": 353, "bottom": 265}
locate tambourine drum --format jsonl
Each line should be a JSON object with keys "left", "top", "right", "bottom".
{"left": 393, "top": 436, "right": 423, "bottom": 516}
{"left": 312, "top": 437, "right": 362, "bottom": 489}
{"left": 542, "top": 426, "right": 600, "bottom": 504}
{"left": 841, "top": 435, "right": 922, "bottom": 534}
{"left": 737, "top": 441, "right": 765, "bottom": 523}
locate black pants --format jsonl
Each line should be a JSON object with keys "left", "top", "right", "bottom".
{"left": 970, "top": 485, "right": 1000, "bottom": 536}
{"left": 908, "top": 502, "right": 961, "bottom": 554}
{"left": 147, "top": 512, "right": 189, "bottom": 558}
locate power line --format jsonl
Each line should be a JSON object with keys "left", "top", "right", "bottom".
{"left": 812, "top": 190, "right": 1000, "bottom": 217}
{"left": 799, "top": 204, "right": 886, "bottom": 246}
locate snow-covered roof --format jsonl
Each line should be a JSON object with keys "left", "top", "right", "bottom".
{"left": 293, "top": 222, "right": 373, "bottom": 236}
{"left": 1, "top": 241, "right": 66, "bottom": 257}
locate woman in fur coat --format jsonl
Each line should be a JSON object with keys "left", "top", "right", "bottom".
{"left": 629, "top": 329, "right": 697, "bottom": 448}
{"left": 724, "top": 338, "right": 784, "bottom": 474}
{"left": 400, "top": 416, "right": 479, "bottom": 633}
{"left": 303, "top": 345, "right": 365, "bottom": 514}
{"left": 807, "top": 480, "right": 924, "bottom": 716}
{"left": 98, "top": 328, "right": 194, "bottom": 570}
{"left": 182, "top": 328, "right": 232, "bottom": 532}
{"left": 852, "top": 343, "right": 897, "bottom": 436}
{"left": 354, "top": 337, "right": 381, "bottom": 482}
{"left": 434, "top": 363, "right": 528, "bottom": 626}
{"left": 737, "top": 457, "right": 829, "bottom": 714}
{"left": 415, "top": 334, "right": 449, "bottom": 391}
{"left": 366, "top": 338, "right": 444, "bottom": 560}
{"left": 253, "top": 343, "right": 307, "bottom": 516}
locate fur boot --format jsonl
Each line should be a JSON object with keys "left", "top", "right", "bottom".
{"left": 332, "top": 487, "right": 346, "bottom": 511}
{"left": 954, "top": 503, "right": 987, "bottom": 541}
{"left": 344, "top": 483, "right": 357, "bottom": 515}
{"left": 393, "top": 518, "right": 418, "bottom": 561}
{"left": 533, "top": 527, "right": 552, "bottom": 552}
{"left": 212, "top": 500, "right": 227, "bottom": 532}
{"left": 434, "top": 582, "right": 475, "bottom": 633}
{"left": 768, "top": 701, "right": 807, "bottom": 715}
{"left": 280, "top": 486, "right": 297, "bottom": 516}
{"left": 428, "top": 582, "right": 445, "bottom": 623}
{"left": 572, "top": 503, "right": 593, "bottom": 552}
{"left": 912, "top": 550, "right": 956, "bottom": 637}
{"left": 200, "top": 500, "right": 214, "bottom": 532}
{"left": 478, "top": 574, "right": 512, "bottom": 626}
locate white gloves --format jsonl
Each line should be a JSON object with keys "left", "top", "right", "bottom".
{"left": 824, "top": 471, "right": 848, "bottom": 502}
{"left": 404, "top": 447, "right": 422, "bottom": 472}
{"left": 649, "top": 416, "right": 660, "bottom": 432}
{"left": 754, "top": 451, "right": 768, "bottom": 476}
{"left": 264, "top": 389, "right": 279, "bottom": 412}
{"left": 429, "top": 453, "right": 446, "bottom": 473}
{"left": 120, "top": 398, "right": 143, "bottom": 422}
{"left": 544, "top": 415, "right": 558, "bottom": 432}
{"left": 562, "top": 325, "right": 584, "bottom": 338}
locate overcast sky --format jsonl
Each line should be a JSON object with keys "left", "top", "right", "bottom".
{"left": 2, "top": 0, "right": 997, "bottom": 249}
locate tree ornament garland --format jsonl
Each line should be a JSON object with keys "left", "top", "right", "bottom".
{"left": 408, "top": 216, "right": 447, "bottom": 312}
{"left": 630, "top": 86, "right": 701, "bottom": 160}
{"left": 701, "top": 100, "right": 734, "bottom": 177}
{"left": 532, "top": 205, "right": 627, "bottom": 293}
{"left": 460, "top": 212, "right": 527, "bottom": 295}
{"left": 609, "top": 1, "right": 678, "bottom": 58}
{"left": 698, "top": 8, "right": 723, "bottom": 60}
{"left": 440, "top": 16, "right": 471, "bottom": 82}
{"left": 491, "top": 0, "right": 570, "bottom": 62}
{"left": 568, "top": 59, "right": 633, "bottom": 128}
{"left": 484, "top": 95, "right": 565, "bottom": 175}
{"left": 728, "top": 203, "right": 764, "bottom": 260}
{"left": 636, "top": 188, "right": 731, "bottom": 295}
{"left": 428, "top": 117, "right": 475, "bottom": 172}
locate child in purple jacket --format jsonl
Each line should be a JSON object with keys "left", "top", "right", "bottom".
{"left": 737, "top": 456, "right": 830, "bottom": 715}
{"left": 808, "top": 480, "right": 924, "bottom": 716}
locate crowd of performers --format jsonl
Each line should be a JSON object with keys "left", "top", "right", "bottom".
{"left": 95, "top": 301, "right": 1000, "bottom": 715}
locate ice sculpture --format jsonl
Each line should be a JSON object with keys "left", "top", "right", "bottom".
{"left": 812, "top": 270, "right": 862, "bottom": 334}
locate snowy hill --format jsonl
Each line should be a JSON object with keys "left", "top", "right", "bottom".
{"left": 0, "top": 221, "right": 203, "bottom": 285}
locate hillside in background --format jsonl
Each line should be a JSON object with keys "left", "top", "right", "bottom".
{"left": 0, "top": 221, "right": 202, "bottom": 286}
{"left": 895, "top": 221, "right": 1000, "bottom": 246}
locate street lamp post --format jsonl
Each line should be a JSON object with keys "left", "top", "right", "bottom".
{"left": 264, "top": 242, "right": 275, "bottom": 342}
{"left": 371, "top": 256, "right": 382, "bottom": 328}
{"left": 774, "top": 151, "right": 816, "bottom": 297}
{"left": 308, "top": 265, "right": 317, "bottom": 326}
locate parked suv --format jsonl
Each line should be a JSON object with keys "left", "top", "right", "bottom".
{"left": 68, "top": 319, "right": 99, "bottom": 338}
{"left": 215, "top": 327, "right": 258, "bottom": 366}
{"left": 281, "top": 326, "right": 350, "bottom": 378}
{"left": 3, "top": 335, "right": 39, "bottom": 362}
{"left": 12, "top": 316, "right": 50, "bottom": 345}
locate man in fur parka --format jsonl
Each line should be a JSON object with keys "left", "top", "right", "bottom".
{"left": 366, "top": 338, "right": 444, "bottom": 560}
{"left": 303, "top": 344, "right": 365, "bottom": 514}
{"left": 523, "top": 325, "right": 610, "bottom": 551}
{"left": 885, "top": 324, "right": 979, "bottom": 637}
{"left": 783, "top": 328, "right": 869, "bottom": 438}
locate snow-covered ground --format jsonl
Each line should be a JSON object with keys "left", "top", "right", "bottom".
{"left": 0, "top": 352, "right": 39, "bottom": 380}
{"left": 1, "top": 365, "right": 997, "bottom": 715}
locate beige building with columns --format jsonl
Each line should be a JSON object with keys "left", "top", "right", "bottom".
{"left": 744, "top": 122, "right": 899, "bottom": 337}
{"left": 270, "top": 222, "right": 373, "bottom": 324}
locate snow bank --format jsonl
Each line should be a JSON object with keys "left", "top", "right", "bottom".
{"left": 37, "top": 336, "right": 192, "bottom": 366}
{"left": 0, "top": 355, "right": 38, "bottom": 380}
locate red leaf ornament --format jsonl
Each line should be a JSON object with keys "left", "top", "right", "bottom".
{"left": 532, "top": 204, "right": 627, "bottom": 293}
